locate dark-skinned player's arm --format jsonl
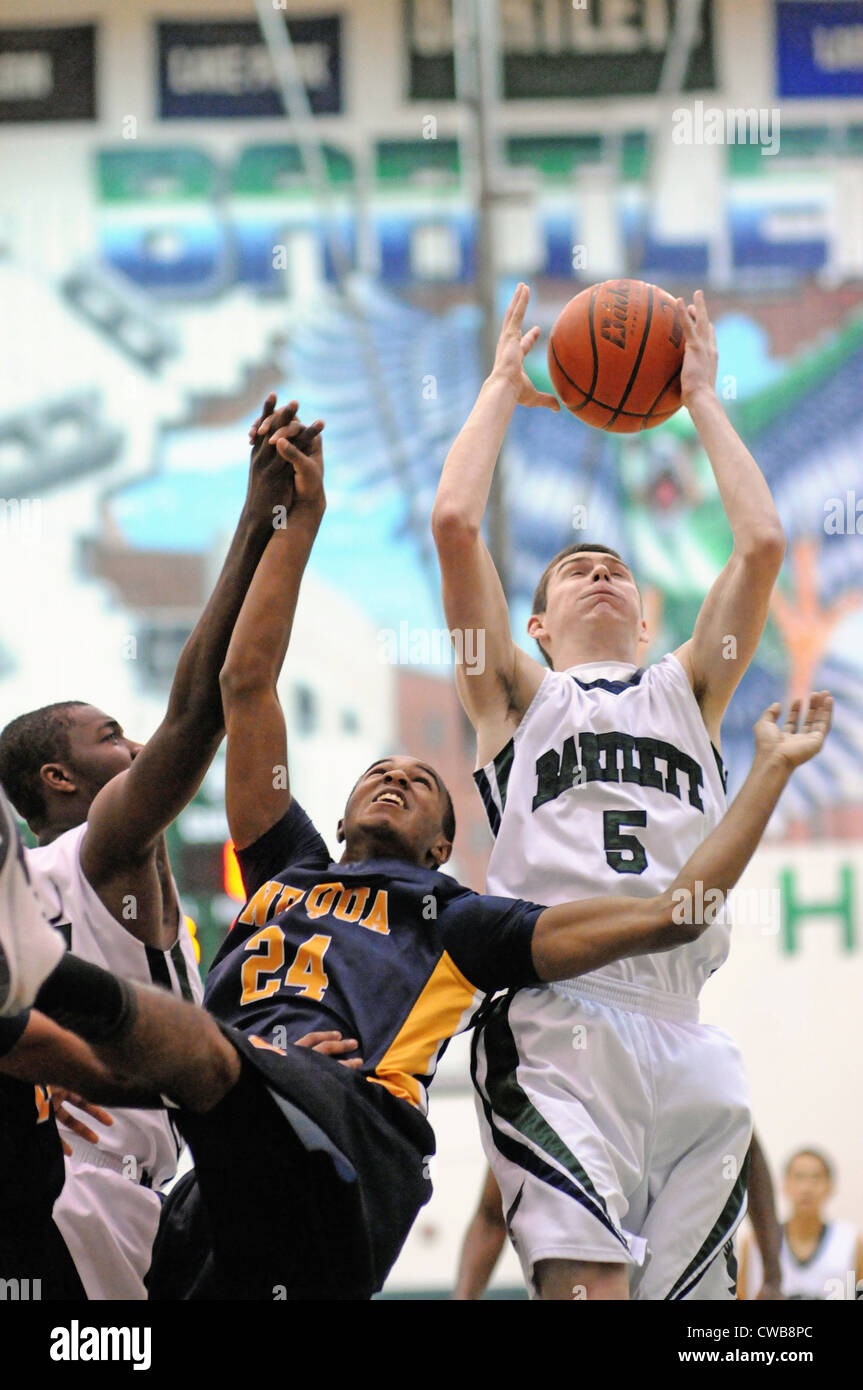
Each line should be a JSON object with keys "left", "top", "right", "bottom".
{"left": 743, "top": 1130, "right": 784, "bottom": 1300}
{"left": 452, "top": 1166, "right": 507, "bottom": 1300}
{"left": 530, "top": 695, "right": 831, "bottom": 981}
{"left": 219, "top": 415, "right": 326, "bottom": 851}
{"left": 431, "top": 283, "right": 555, "bottom": 766}
{"left": 672, "top": 293, "right": 786, "bottom": 748}
{"left": 0, "top": 1010, "right": 150, "bottom": 1116}
{"left": 79, "top": 395, "right": 303, "bottom": 889}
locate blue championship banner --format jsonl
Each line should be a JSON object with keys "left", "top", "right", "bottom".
{"left": 777, "top": 1, "right": 863, "bottom": 97}
{"left": 0, "top": 25, "right": 96, "bottom": 122}
{"left": 157, "top": 16, "right": 342, "bottom": 119}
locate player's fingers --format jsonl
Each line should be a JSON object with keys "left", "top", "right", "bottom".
{"left": 259, "top": 400, "right": 298, "bottom": 436}
{"left": 338, "top": 1058, "right": 364, "bottom": 1070}
{"left": 694, "top": 288, "right": 709, "bottom": 330}
{"left": 528, "top": 391, "right": 561, "bottom": 412}
{"left": 783, "top": 698, "right": 802, "bottom": 733}
{"left": 508, "top": 282, "right": 529, "bottom": 332}
{"left": 314, "top": 1039, "right": 360, "bottom": 1056}
{"left": 251, "top": 392, "right": 278, "bottom": 440}
{"left": 275, "top": 422, "right": 325, "bottom": 461}
{"left": 294, "top": 1030, "right": 342, "bottom": 1048}
{"left": 760, "top": 702, "right": 781, "bottom": 725}
{"left": 520, "top": 325, "right": 540, "bottom": 355}
{"left": 677, "top": 299, "right": 695, "bottom": 340}
{"left": 55, "top": 1110, "right": 100, "bottom": 1145}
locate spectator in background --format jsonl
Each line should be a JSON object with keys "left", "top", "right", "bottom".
{"left": 739, "top": 1148, "right": 863, "bottom": 1300}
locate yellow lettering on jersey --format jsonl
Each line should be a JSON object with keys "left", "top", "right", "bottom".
{"left": 34, "top": 1085, "right": 52, "bottom": 1124}
{"left": 238, "top": 880, "right": 282, "bottom": 928}
{"left": 360, "top": 889, "right": 390, "bottom": 935}
{"left": 241, "top": 925, "right": 286, "bottom": 1004}
{"left": 274, "top": 884, "right": 305, "bottom": 915}
{"left": 285, "top": 934, "right": 331, "bottom": 1001}
{"left": 332, "top": 886, "right": 370, "bottom": 923}
{"left": 305, "top": 882, "right": 341, "bottom": 920}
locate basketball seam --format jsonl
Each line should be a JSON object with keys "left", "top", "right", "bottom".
{"left": 548, "top": 343, "right": 677, "bottom": 419}
{"left": 644, "top": 364, "right": 683, "bottom": 418}
{"left": 606, "top": 284, "right": 653, "bottom": 427}
{"left": 587, "top": 285, "right": 600, "bottom": 398}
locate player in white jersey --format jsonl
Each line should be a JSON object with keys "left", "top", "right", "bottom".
{"left": 740, "top": 1149, "right": 863, "bottom": 1300}
{"left": 0, "top": 396, "right": 321, "bottom": 1297}
{"left": 432, "top": 284, "right": 788, "bottom": 1299}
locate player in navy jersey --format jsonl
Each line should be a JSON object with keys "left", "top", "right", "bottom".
{"left": 0, "top": 408, "right": 832, "bottom": 1300}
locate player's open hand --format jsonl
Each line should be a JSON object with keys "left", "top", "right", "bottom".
{"left": 678, "top": 289, "right": 718, "bottom": 407}
{"left": 294, "top": 1030, "right": 363, "bottom": 1070}
{"left": 754, "top": 692, "right": 833, "bottom": 771}
{"left": 492, "top": 282, "right": 560, "bottom": 412}
{"left": 50, "top": 1088, "right": 114, "bottom": 1154}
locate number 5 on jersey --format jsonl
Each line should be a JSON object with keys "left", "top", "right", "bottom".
{"left": 241, "top": 926, "right": 332, "bottom": 1005}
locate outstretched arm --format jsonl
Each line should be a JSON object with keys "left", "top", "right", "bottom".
{"left": 220, "top": 416, "right": 326, "bottom": 850}
{"left": 673, "top": 293, "right": 785, "bottom": 746}
{"left": 531, "top": 695, "right": 831, "bottom": 981}
{"left": 432, "top": 284, "right": 553, "bottom": 764}
{"left": 82, "top": 396, "right": 300, "bottom": 884}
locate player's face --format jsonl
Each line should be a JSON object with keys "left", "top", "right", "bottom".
{"left": 63, "top": 706, "right": 142, "bottom": 798}
{"left": 339, "top": 756, "right": 452, "bottom": 868}
{"left": 538, "top": 552, "right": 644, "bottom": 654}
{"left": 783, "top": 1155, "right": 831, "bottom": 1215}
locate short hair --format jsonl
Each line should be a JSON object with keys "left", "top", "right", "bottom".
{"left": 0, "top": 701, "right": 88, "bottom": 825}
{"left": 530, "top": 543, "right": 630, "bottom": 667}
{"left": 785, "top": 1148, "right": 834, "bottom": 1182}
{"left": 350, "top": 759, "right": 456, "bottom": 847}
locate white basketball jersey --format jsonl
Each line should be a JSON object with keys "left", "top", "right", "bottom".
{"left": 477, "top": 655, "right": 729, "bottom": 1004}
{"left": 744, "top": 1221, "right": 859, "bottom": 1299}
{"left": 27, "top": 821, "right": 202, "bottom": 1296}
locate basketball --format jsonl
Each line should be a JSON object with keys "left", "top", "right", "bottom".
{"left": 548, "top": 279, "right": 685, "bottom": 432}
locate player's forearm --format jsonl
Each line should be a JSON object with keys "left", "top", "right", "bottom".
{"left": 535, "top": 751, "right": 794, "bottom": 980}
{"left": 220, "top": 513, "right": 322, "bottom": 698}
{"left": 666, "top": 750, "right": 791, "bottom": 910}
{"left": 686, "top": 388, "right": 784, "bottom": 558}
{"left": 165, "top": 507, "right": 272, "bottom": 735}
{"left": 432, "top": 373, "right": 518, "bottom": 538}
{"left": 453, "top": 1218, "right": 507, "bottom": 1300}
{"left": 747, "top": 1132, "right": 783, "bottom": 1287}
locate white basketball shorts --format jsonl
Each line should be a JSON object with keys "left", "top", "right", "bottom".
{"left": 471, "top": 985, "right": 753, "bottom": 1300}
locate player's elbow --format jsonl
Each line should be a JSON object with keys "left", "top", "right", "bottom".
{"left": 737, "top": 525, "right": 786, "bottom": 575}
{"left": 431, "top": 505, "right": 480, "bottom": 553}
{"left": 659, "top": 889, "right": 709, "bottom": 946}
{"left": 219, "top": 656, "right": 274, "bottom": 703}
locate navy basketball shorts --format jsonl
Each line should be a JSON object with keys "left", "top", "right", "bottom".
{"left": 146, "top": 1026, "right": 434, "bottom": 1301}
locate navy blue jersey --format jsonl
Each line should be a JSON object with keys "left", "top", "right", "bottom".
{"left": 0, "top": 1011, "right": 66, "bottom": 1221}
{"left": 205, "top": 802, "right": 544, "bottom": 1112}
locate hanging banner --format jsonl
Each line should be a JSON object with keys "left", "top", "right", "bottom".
{"left": 0, "top": 25, "right": 96, "bottom": 122}
{"left": 157, "top": 16, "right": 342, "bottom": 118}
{"left": 776, "top": 1, "right": 863, "bottom": 98}
{"left": 405, "top": 0, "right": 716, "bottom": 100}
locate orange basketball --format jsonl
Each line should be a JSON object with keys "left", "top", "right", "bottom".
{"left": 548, "top": 279, "right": 685, "bottom": 432}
